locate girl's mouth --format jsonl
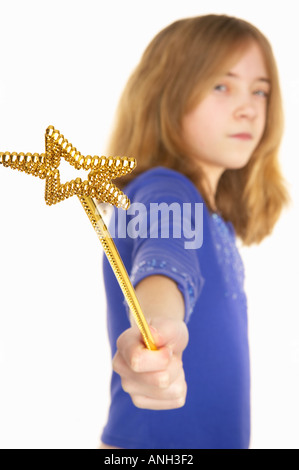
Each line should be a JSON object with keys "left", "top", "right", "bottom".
{"left": 230, "top": 133, "right": 253, "bottom": 140}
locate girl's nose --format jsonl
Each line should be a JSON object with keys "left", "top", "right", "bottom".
{"left": 234, "top": 96, "right": 257, "bottom": 120}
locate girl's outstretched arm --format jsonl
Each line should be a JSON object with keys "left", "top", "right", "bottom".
{"left": 112, "top": 275, "right": 189, "bottom": 410}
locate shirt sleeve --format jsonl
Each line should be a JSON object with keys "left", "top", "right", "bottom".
{"left": 123, "top": 168, "right": 205, "bottom": 323}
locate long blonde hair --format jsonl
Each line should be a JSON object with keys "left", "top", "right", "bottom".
{"left": 106, "top": 14, "right": 289, "bottom": 245}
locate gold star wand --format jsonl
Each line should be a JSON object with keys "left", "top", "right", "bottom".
{"left": 0, "top": 126, "right": 156, "bottom": 350}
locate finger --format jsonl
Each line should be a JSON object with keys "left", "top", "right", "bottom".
{"left": 115, "top": 353, "right": 184, "bottom": 392}
{"left": 131, "top": 395, "right": 186, "bottom": 410}
{"left": 130, "top": 374, "right": 187, "bottom": 410}
{"left": 116, "top": 330, "right": 172, "bottom": 373}
{"left": 121, "top": 366, "right": 186, "bottom": 402}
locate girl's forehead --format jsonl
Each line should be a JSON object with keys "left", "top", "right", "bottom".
{"left": 217, "top": 41, "right": 269, "bottom": 78}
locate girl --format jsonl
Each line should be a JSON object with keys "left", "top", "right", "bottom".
{"left": 100, "top": 14, "right": 288, "bottom": 449}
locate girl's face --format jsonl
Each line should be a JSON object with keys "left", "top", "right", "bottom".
{"left": 182, "top": 41, "right": 270, "bottom": 190}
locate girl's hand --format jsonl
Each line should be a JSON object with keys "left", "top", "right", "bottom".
{"left": 112, "top": 317, "right": 189, "bottom": 410}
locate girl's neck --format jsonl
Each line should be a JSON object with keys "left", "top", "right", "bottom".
{"left": 194, "top": 163, "right": 224, "bottom": 213}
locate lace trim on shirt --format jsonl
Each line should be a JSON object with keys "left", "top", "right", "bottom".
{"left": 211, "top": 213, "right": 247, "bottom": 308}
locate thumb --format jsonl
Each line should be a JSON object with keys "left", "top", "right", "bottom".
{"left": 149, "top": 317, "right": 189, "bottom": 355}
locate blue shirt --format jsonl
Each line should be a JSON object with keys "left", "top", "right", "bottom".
{"left": 101, "top": 167, "right": 250, "bottom": 449}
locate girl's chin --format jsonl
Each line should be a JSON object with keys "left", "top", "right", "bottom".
{"left": 225, "top": 155, "right": 252, "bottom": 170}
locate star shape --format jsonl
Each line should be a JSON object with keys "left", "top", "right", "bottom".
{"left": 0, "top": 125, "right": 136, "bottom": 209}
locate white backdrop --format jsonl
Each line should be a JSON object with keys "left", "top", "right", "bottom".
{"left": 0, "top": 0, "right": 298, "bottom": 449}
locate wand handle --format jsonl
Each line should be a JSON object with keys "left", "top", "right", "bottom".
{"left": 78, "top": 195, "right": 157, "bottom": 351}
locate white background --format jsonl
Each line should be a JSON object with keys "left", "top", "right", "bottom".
{"left": 0, "top": 0, "right": 298, "bottom": 449}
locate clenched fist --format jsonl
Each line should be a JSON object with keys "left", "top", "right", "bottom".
{"left": 112, "top": 317, "right": 189, "bottom": 410}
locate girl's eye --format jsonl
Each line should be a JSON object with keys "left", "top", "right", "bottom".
{"left": 254, "top": 90, "right": 269, "bottom": 98}
{"left": 214, "top": 84, "right": 227, "bottom": 92}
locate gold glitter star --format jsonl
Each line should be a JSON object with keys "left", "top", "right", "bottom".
{"left": 0, "top": 125, "right": 136, "bottom": 209}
